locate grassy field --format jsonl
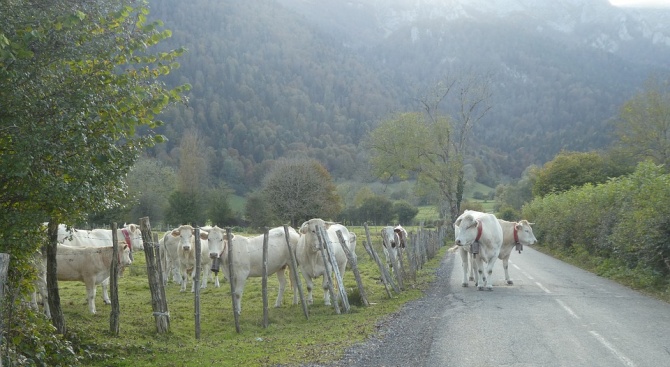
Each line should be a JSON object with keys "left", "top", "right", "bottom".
{"left": 58, "top": 226, "right": 446, "bottom": 366}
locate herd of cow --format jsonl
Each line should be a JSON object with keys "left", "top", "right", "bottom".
{"left": 452, "top": 210, "right": 538, "bottom": 290}
{"left": 32, "top": 218, "right": 361, "bottom": 317}
{"left": 32, "top": 211, "right": 537, "bottom": 319}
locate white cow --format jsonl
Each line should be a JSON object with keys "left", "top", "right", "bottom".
{"left": 35, "top": 244, "right": 132, "bottom": 315}
{"left": 160, "top": 229, "right": 183, "bottom": 285}
{"left": 162, "top": 225, "right": 214, "bottom": 292}
{"left": 381, "top": 224, "right": 408, "bottom": 274}
{"left": 381, "top": 226, "right": 401, "bottom": 274}
{"left": 57, "top": 224, "right": 142, "bottom": 303}
{"left": 295, "top": 218, "right": 357, "bottom": 306}
{"left": 454, "top": 210, "right": 503, "bottom": 291}
{"left": 204, "top": 226, "right": 300, "bottom": 314}
{"left": 497, "top": 219, "right": 537, "bottom": 285}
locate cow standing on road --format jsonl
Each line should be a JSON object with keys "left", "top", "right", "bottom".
{"left": 454, "top": 210, "right": 504, "bottom": 291}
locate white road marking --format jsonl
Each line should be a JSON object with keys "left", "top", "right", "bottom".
{"left": 535, "top": 282, "right": 551, "bottom": 293}
{"left": 556, "top": 299, "right": 580, "bottom": 319}
{"left": 589, "top": 330, "right": 637, "bottom": 367}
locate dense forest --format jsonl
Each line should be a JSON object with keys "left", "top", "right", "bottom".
{"left": 144, "top": 0, "right": 670, "bottom": 195}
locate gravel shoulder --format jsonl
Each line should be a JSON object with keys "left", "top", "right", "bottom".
{"left": 300, "top": 252, "right": 456, "bottom": 367}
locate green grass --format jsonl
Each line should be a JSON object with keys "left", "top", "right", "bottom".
{"left": 58, "top": 226, "right": 444, "bottom": 366}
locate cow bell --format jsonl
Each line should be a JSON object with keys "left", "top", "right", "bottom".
{"left": 515, "top": 242, "right": 523, "bottom": 254}
{"left": 210, "top": 257, "right": 220, "bottom": 274}
{"left": 471, "top": 241, "right": 480, "bottom": 255}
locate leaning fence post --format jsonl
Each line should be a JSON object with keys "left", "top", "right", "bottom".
{"left": 283, "top": 225, "right": 308, "bottom": 319}
{"left": 316, "top": 227, "right": 340, "bottom": 314}
{"left": 319, "top": 226, "right": 349, "bottom": 313}
{"left": 140, "top": 217, "right": 169, "bottom": 334}
{"left": 363, "top": 223, "right": 399, "bottom": 295}
{"left": 336, "top": 230, "right": 369, "bottom": 307}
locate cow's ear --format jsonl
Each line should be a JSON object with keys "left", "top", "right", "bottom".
{"left": 455, "top": 218, "right": 462, "bottom": 226}
{"left": 170, "top": 229, "right": 180, "bottom": 237}
{"left": 129, "top": 223, "right": 137, "bottom": 232}
{"left": 515, "top": 223, "right": 522, "bottom": 230}
{"left": 299, "top": 222, "right": 308, "bottom": 234}
{"left": 200, "top": 231, "right": 209, "bottom": 240}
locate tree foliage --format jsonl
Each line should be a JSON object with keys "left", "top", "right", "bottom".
{"left": 0, "top": 0, "right": 188, "bottom": 341}
{"left": 532, "top": 151, "right": 630, "bottom": 197}
{"left": 523, "top": 161, "right": 670, "bottom": 286}
{"left": 613, "top": 76, "right": 670, "bottom": 170}
{"left": 260, "top": 158, "right": 341, "bottom": 227}
{"left": 393, "top": 201, "right": 419, "bottom": 224}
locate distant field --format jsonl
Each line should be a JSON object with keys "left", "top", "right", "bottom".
{"left": 229, "top": 180, "right": 496, "bottom": 221}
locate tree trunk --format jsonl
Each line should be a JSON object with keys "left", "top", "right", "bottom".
{"left": 46, "top": 220, "right": 66, "bottom": 334}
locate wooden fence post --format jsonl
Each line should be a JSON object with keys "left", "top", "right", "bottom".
{"left": 315, "top": 227, "right": 340, "bottom": 314}
{"left": 318, "top": 226, "right": 349, "bottom": 313}
{"left": 0, "top": 252, "right": 10, "bottom": 367}
{"left": 283, "top": 225, "right": 308, "bottom": 319}
{"left": 336, "top": 230, "right": 369, "bottom": 307}
{"left": 194, "top": 227, "right": 202, "bottom": 340}
{"left": 226, "top": 227, "right": 241, "bottom": 333}
{"left": 262, "top": 228, "right": 269, "bottom": 328}
{"left": 363, "top": 223, "right": 399, "bottom": 295}
{"left": 109, "top": 222, "right": 120, "bottom": 336}
{"left": 140, "top": 217, "right": 170, "bottom": 334}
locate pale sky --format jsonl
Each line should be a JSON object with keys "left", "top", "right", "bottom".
{"left": 609, "top": 0, "right": 670, "bottom": 7}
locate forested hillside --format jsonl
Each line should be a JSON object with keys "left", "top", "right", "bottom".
{"left": 146, "top": 0, "right": 399, "bottom": 194}
{"left": 144, "top": 0, "right": 670, "bottom": 194}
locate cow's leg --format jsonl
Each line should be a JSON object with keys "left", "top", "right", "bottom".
{"left": 85, "top": 279, "right": 97, "bottom": 314}
{"left": 199, "top": 266, "right": 210, "bottom": 289}
{"left": 459, "top": 248, "right": 470, "bottom": 287}
{"left": 180, "top": 267, "right": 188, "bottom": 292}
{"left": 233, "top": 280, "right": 245, "bottom": 315}
{"left": 274, "top": 269, "right": 287, "bottom": 308}
{"left": 481, "top": 256, "right": 497, "bottom": 291}
{"left": 321, "top": 275, "right": 332, "bottom": 306}
{"left": 502, "top": 256, "right": 513, "bottom": 285}
{"left": 301, "top": 270, "right": 314, "bottom": 305}
{"left": 101, "top": 278, "right": 111, "bottom": 304}
{"left": 474, "top": 256, "right": 486, "bottom": 291}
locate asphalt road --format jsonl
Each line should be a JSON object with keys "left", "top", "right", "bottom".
{"left": 307, "top": 246, "right": 670, "bottom": 367}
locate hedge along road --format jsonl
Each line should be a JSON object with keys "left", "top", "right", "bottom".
{"left": 300, "top": 246, "right": 670, "bottom": 367}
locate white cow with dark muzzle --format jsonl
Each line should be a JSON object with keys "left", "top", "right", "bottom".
{"left": 454, "top": 210, "right": 503, "bottom": 291}
{"left": 204, "top": 226, "right": 300, "bottom": 314}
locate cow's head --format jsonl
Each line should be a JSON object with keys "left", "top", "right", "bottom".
{"left": 124, "top": 223, "right": 144, "bottom": 250}
{"left": 202, "top": 226, "right": 231, "bottom": 273}
{"left": 515, "top": 220, "right": 537, "bottom": 246}
{"left": 393, "top": 225, "right": 407, "bottom": 248}
{"left": 300, "top": 218, "right": 329, "bottom": 252}
{"left": 120, "top": 244, "right": 133, "bottom": 267}
{"left": 171, "top": 224, "right": 195, "bottom": 251}
{"left": 454, "top": 214, "right": 480, "bottom": 247}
